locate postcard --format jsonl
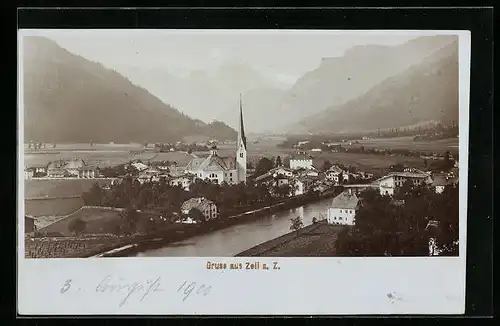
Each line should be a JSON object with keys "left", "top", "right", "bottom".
{"left": 18, "top": 28, "right": 470, "bottom": 315}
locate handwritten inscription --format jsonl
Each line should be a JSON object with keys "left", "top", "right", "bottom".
{"left": 177, "top": 281, "right": 212, "bottom": 302}
{"left": 60, "top": 275, "right": 213, "bottom": 308}
{"left": 206, "top": 261, "right": 280, "bottom": 271}
{"left": 95, "top": 275, "right": 164, "bottom": 307}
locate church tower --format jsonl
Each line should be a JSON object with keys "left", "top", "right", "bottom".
{"left": 236, "top": 94, "right": 247, "bottom": 184}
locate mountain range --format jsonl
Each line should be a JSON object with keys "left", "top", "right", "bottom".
{"left": 290, "top": 38, "right": 459, "bottom": 134}
{"left": 22, "top": 36, "right": 236, "bottom": 143}
{"left": 114, "top": 35, "right": 459, "bottom": 134}
{"left": 22, "top": 35, "right": 460, "bottom": 141}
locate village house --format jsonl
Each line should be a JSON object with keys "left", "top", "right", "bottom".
{"left": 169, "top": 175, "right": 194, "bottom": 191}
{"left": 77, "top": 165, "right": 98, "bottom": 178}
{"left": 184, "top": 100, "right": 247, "bottom": 185}
{"left": 325, "top": 165, "right": 349, "bottom": 185}
{"left": 289, "top": 152, "right": 314, "bottom": 170}
{"left": 25, "top": 165, "right": 47, "bottom": 179}
{"left": 294, "top": 176, "right": 316, "bottom": 196}
{"left": 373, "top": 171, "right": 433, "bottom": 196}
{"left": 327, "top": 190, "right": 360, "bottom": 226}
{"left": 130, "top": 162, "right": 149, "bottom": 172}
{"left": 180, "top": 197, "right": 218, "bottom": 223}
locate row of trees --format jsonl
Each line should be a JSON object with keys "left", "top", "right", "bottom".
{"left": 336, "top": 184, "right": 459, "bottom": 256}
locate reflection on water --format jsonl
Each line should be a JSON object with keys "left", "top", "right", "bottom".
{"left": 135, "top": 198, "right": 333, "bottom": 257}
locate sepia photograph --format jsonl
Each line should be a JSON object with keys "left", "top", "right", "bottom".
{"left": 20, "top": 30, "right": 462, "bottom": 259}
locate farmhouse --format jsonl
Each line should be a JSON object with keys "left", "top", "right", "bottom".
{"left": 180, "top": 197, "right": 218, "bottom": 222}
{"left": 185, "top": 99, "right": 247, "bottom": 185}
{"left": 327, "top": 190, "right": 360, "bottom": 226}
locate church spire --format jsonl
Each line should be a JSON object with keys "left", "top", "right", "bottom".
{"left": 239, "top": 93, "right": 247, "bottom": 150}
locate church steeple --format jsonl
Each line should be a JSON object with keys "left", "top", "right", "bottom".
{"left": 238, "top": 93, "right": 247, "bottom": 150}
{"left": 236, "top": 93, "right": 247, "bottom": 183}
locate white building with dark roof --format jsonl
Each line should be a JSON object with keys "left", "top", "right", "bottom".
{"left": 327, "top": 190, "right": 360, "bottom": 226}
{"left": 184, "top": 96, "right": 247, "bottom": 185}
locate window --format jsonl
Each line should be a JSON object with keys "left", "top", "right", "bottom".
{"left": 240, "top": 153, "right": 243, "bottom": 158}
{"left": 230, "top": 172, "right": 232, "bottom": 176}
{"left": 340, "top": 210, "right": 342, "bottom": 213}
{"left": 339, "top": 217, "right": 343, "bottom": 220}
{"left": 334, "top": 217, "right": 337, "bottom": 220}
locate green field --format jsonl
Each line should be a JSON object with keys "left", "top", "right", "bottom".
{"left": 346, "top": 136, "right": 459, "bottom": 154}
{"left": 38, "top": 207, "right": 125, "bottom": 236}
{"left": 25, "top": 197, "right": 84, "bottom": 217}
{"left": 25, "top": 179, "right": 113, "bottom": 198}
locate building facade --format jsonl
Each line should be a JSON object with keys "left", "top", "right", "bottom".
{"left": 289, "top": 154, "right": 314, "bottom": 170}
{"left": 327, "top": 190, "right": 360, "bottom": 226}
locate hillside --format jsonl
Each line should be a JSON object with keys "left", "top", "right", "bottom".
{"left": 291, "top": 40, "right": 459, "bottom": 134}
{"left": 275, "top": 35, "right": 458, "bottom": 132}
{"left": 22, "top": 36, "right": 237, "bottom": 143}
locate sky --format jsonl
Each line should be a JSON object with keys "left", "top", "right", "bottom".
{"left": 27, "top": 29, "right": 425, "bottom": 86}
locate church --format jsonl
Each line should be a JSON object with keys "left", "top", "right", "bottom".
{"left": 184, "top": 97, "right": 247, "bottom": 185}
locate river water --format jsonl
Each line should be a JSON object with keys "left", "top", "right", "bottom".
{"left": 135, "top": 197, "right": 333, "bottom": 257}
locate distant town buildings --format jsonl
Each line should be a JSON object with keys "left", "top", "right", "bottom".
{"left": 26, "top": 158, "right": 99, "bottom": 179}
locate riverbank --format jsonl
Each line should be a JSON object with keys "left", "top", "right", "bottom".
{"left": 97, "top": 190, "right": 341, "bottom": 258}
{"left": 235, "top": 221, "right": 347, "bottom": 257}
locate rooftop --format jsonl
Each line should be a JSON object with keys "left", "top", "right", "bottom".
{"left": 330, "top": 191, "right": 360, "bottom": 209}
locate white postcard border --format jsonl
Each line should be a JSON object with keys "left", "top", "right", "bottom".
{"left": 17, "top": 29, "right": 471, "bottom": 315}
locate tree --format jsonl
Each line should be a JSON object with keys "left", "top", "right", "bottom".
{"left": 290, "top": 216, "right": 304, "bottom": 237}
{"left": 442, "top": 150, "right": 455, "bottom": 171}
{"left": 322, "top": 160, "right": 332, "bottom": 172}
{"left": 68, "top": 218, "right": 87, "bottom": 236}
{"left": 188, "top": 208, "right": 206, "bottom": 223}
{"left": 395, "top": 179, "right": 414, "bottom": 199}
{"left": 82, "top": 182, "right": 103, "bottom": 206}
{"left": 275, "top": 156, "right": 282, "bottom": 167}
{"left": 255, "top": 157, "right": 274, "bottom": 177}
{"left": 120, "top": 207, "right": 139, "bottom": 236}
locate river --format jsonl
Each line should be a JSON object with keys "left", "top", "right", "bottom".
{"left": 135, "top": 197, "right": 333, "bottom": 257}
